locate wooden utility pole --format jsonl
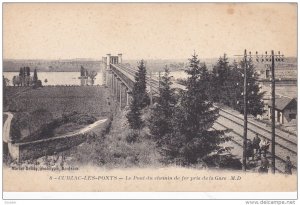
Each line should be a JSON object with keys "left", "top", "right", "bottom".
{"left": 242, "top": 49, "right": 248, "bottom": 172}
{"left": 234, "top": 49, "right": 250, "bottom": 172}
{"left": 257, "top": 50, "right": 283, "bottom": 174}
{"left": 271, "top": 50, "right": 276, "bottom": 174}
{"left": 235, "top": 49, "right": 283, "bottom": 173}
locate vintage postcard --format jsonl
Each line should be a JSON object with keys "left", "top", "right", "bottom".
{"left": 2, "top": 2, "right": 297, "bottom": 200}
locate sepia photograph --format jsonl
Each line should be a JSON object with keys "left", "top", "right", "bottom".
{"left": 1, "top": 2, "right": 298, "bottom": 201}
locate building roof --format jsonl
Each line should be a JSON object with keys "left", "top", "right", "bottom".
{"left": 268, "top": 96, "right": 297, "bottom": 111}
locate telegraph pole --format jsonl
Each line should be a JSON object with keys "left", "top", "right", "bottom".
{"left": 242, "top": 49, "right": 248, "bottom": 172}
{"left": 256, "top": 50, "right": 283, "bottom": 174}
{"left": 235, "top": 49, "right": 283, "bottom": 173}
{"left": 234, "top": 49, "right": 249, "bottom": 172}
{"left": 271, "top": 50, "right": 276, "bottom": 174}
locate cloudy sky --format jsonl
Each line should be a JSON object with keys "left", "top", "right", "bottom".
{"left": 3, "top": 3, "right": 297, "bottom": 60}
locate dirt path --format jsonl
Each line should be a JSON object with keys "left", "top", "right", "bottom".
{"left": 58, "top": 118, "right": 108, "bottom": 139}
{"left": 3, "top": 111, "right": 107, "bottom": 145}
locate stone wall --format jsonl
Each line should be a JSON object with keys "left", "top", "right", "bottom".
{"left": 8, "top": 118, "right": 110, "bottom": 162}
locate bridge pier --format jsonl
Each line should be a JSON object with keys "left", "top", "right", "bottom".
{"left": 116, "top": 77, "right": 121, "bottom": 101}
{"left": 111, "top": 73, "right": 114, "bottom": 93}
{"left": 112, "top": 74, "right": 115, "bottom": 95}
{"left": 106, "top": 69, "right": 112, "bottom": 88}
{"left": 113, "top": 74, "right": 118, "bottom": 98}
{"left": 109, "top": 71, "right": 132, "bottom": 109}
{"left": 111, "top": 72, "right": 113, "bottom": 91}
{"left": 110, "top": 72, "right": 113, "bottom": 88}
{"left": 120, "top": 82, "right": 127, "bottom": 109}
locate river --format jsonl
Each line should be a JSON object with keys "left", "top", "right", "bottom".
{"left": 3, "top": 72, "right": 104, "bottom": 86}
{"left": 4, "top": 70, "right": 188, "bottom": 86}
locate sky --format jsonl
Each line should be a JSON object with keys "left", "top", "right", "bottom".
{"left": 3, "top": 3, "right": 297, "bottom": 60}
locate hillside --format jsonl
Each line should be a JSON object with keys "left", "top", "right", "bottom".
{"left": 123, "top": 58, "right": 218, "bottom": 72}
{"left": 3, "top": 57, "right": 296, "bottom": 75}
{"left": 3, "top": 59, "right": 103, "bottom": 72}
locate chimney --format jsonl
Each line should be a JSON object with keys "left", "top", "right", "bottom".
{"left": 118, "top": 53, "right": 122, "bottom": 64}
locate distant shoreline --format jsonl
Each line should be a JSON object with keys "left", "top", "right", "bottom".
{"left": 3, "top": 71, "right": 83, "bottom": 72}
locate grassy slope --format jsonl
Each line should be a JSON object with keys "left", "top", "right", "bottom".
{"left": 63, "top": 108, "right": 161, "bottom": 168}
{"left": 6, "top": 86, "right": 111, "bottom": 118}
{"left": 7, "top": 86, "right": 111, "bottom": 142}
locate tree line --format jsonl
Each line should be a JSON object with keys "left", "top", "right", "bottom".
{"left": 178, "top": 54, "right": 264, "bottom": 116}
{"left": 12, "top": 67, "right": 41, "bottom": 87}
{"left": 208, "top": 54, "right": 264, "bottom": 116}
{"left": 126, "top": 53, "right": 265, "bottom": 166}
{"left": 80, "top": 66, "right": 97, "bottom": 85}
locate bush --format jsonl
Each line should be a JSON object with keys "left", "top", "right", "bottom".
{"left": 62, "top": 109, "right": 161, "bottom": 168}
{"left": 75, "top": 114, "right": 96, "bottom": 125}
{"left": 17, "top": 112, "right": 97, "bottom": 143}
{"left": 125, "top": 130, "right": 139, "bottom": 143}
{"left": 62, "top": 112, "right": 96, "bottom": 125}
{"left": 203, "top": 154, "right": 242, "bottom": 170}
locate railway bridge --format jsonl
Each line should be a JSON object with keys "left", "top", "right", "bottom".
{"left": 102, "top": 53, "right": 185, "bottom": 109}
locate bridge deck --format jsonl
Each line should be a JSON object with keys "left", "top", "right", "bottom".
{"left": 111, "top": 63, "right": 186, "bottom": 94}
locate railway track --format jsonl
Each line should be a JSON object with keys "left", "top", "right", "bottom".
{"left": 116, "top": 64, "right": 160, "bottom": 93}
{"left": 218, "top": 109, "right": 297, "bottom": 154}
{"left": 116, "top": 64, "right": 186, "bottom": 93}
{"left": 212, "top": 122, "right": 293, "bottom": 174}
{"left": 220, "top": 108, "right": 297, "bottom": 142}
{"left": 119, "top": 64, "right": 160, "bottom": 84}
{"left": 214, "top": 110, "right": 297, "bottom": 173}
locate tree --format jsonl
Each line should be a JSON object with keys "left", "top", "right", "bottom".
{"left": 225, "top": 60, "right": 241, "bottom": 108}
{"left": 19, "top": 67, "right": 23, "bottom": 77}
{"left": 80, "top": 66, "right": 85, "bottom": 77}
{"left": 148, "top": 66, "right": 176, "bottom": 146}
{"left": 19, "top": 67, "right": 24, "bottom": 86}
{"left": 26, "top": 67, "right": 30, "bottom": 76}
{"left": 134, "top": 60, "right": 150, "bottom": 109}
{"left": 12, "top": 76, "right": 16, "bottom": 87}
{"left": 210, "top": 54, "right": 231, "bottom": 104}
{"left": 22, "top": 67, "right": 26, "bottom": 86}
{"left": 126, "top": 94, "right": 143, "bottom": 130}
{"left": 170, "top": 53, "right": 228, "bottom": 165}
{"left": 88, "top": 71, "right": 97, "bottom": 85}
{"left": 13, "top": 76, "right": 20, "bottom": 86}
{"left": 233, "top": 58, "right": 265, "bottom": 116}
{"left": 126, "top": 60, "right": 150, "bottom": 130}
{"left": 32, "top": 69, "right": 42, "bottom": 88}
{"left": 33, "top": 68, "right": 38, "bottom": 84}
{"left": 25, "top": 67, "right": 31, "bottom": 86}
{"left": 3, "top": 76, "right": 9, "bottom": 87}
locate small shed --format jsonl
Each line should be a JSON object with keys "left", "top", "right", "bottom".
{"left": 267, "top": 96, "right": 297, "bottom": 124}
